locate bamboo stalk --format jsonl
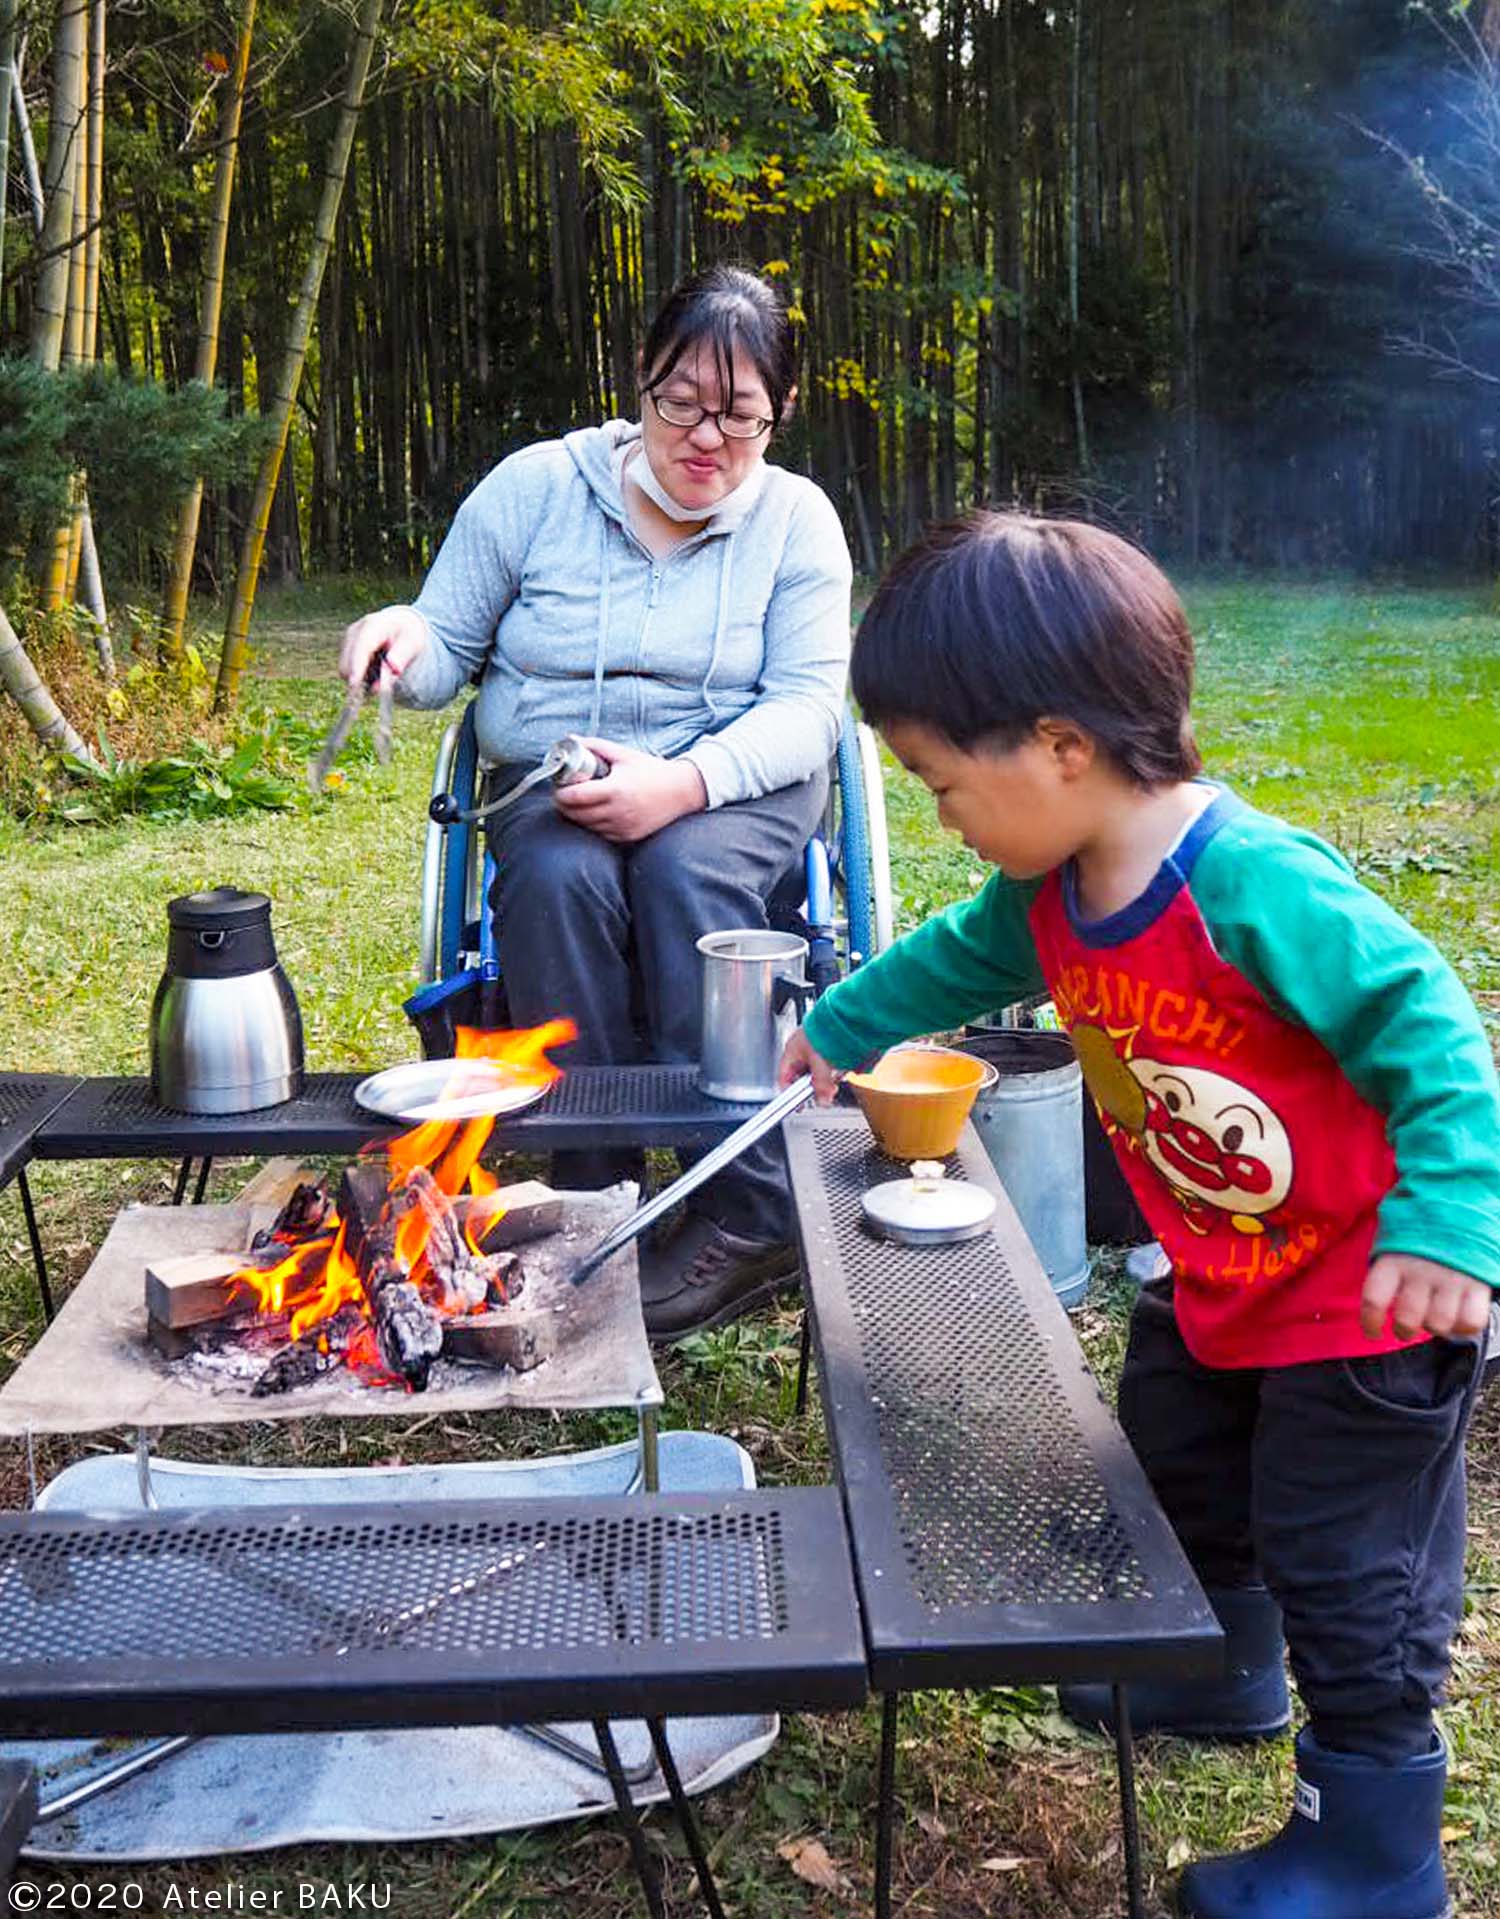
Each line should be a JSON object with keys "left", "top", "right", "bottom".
{"left": 28, "top": 0, "right": 86, "bottom": 373}
{"left": 41, "top": 51, "right": 89, "bottom": 612}
{"left": 215, "top": 0, "right": 382, "bottom": 710}
{"left": 160, "top": 0, "right": 257, "bottom": 662}
{"left": 0, "top": 603, "right": 94, "bottom": 762}
{"left": 0, "top": 0, "right": 17, "bottom": 306}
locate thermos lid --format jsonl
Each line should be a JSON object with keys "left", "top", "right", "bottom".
{"left": 167, "top": 887, "right": 272, "bottom": 933}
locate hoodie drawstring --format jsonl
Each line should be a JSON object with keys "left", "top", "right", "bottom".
{"left": 702, "top": 536, "right": 733, "bottom": 724}
{"left": 590, "top": 517, "right": 610, "bottom": 736}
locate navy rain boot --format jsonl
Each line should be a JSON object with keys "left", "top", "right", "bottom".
{"left": 1178, "top": 1727, "right": 1451, "bottom": 1918}
{"left": 1058, "top": 1585, "right": 1290, "bottom": 1740}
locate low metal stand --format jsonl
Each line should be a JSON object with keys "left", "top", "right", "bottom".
{"left": 16, "top": 1172, "right": 53, "bottom": 1323}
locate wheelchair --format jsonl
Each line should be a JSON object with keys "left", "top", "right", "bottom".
{"left": 408, "top": 701, "right": 893, "bottom": 1049}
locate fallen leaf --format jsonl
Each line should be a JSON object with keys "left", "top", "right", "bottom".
{"left": 777, "top": 1836, "right": 853, "bottom": 1896}
{"left": 915, "top": 1810, "right": 948, "bottom": 1839}
{"left": 1440, "top": 1824, "right": 1471, "bottom": 1843}
{"left": 1166, "top": 1837, "right": 1193, "bottom": 1870}
{"left": 977, "top": 1856, "right": 1030, "bottom": 1872}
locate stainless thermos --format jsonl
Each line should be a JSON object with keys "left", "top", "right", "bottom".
{"left": 149, "top": 888, "right": 304, "bottom": 1114}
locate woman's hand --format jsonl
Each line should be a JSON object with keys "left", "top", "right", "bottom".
{"left": 340, "top": 605, "right": 429, "bottom": 690}
{"left": 779, "top": 1029, "right": 841, "bottom": 1105}
{"left": 1360, "top": 1253, "right": 1492, "bottom": 1343}
{"left": 552, "top": 737, "right": 706, "bottom": 843}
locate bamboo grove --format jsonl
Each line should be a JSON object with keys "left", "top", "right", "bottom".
{"left": 1, "top": 0, "right": 1497, "bottom": 677}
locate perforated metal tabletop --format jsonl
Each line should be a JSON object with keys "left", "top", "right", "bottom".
{"left": 32, "top": 1066, "right": 762, "bottom": 1161}
{"left": 0, "top": 1076, "right": 83, "bottom": 1188}
{"left": 786, "top": 1110, "right": 1221, "bottom": 1693}
{"left": 0, "top": 1489, "right": 867, "bottom": 1739}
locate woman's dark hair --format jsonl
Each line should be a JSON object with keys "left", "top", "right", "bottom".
{"left": 853, "top": 512, "right": 1201, "bottom": 787}
{"left": 639, "top": 265, "right": 797, "bottom": 428}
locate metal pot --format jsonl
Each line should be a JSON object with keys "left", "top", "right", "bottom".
{"left": 696, "top": 929, "right": 810, "bottom": 1102}
{"left": 150, "top": 888, "right": 304, "bottom": 1114}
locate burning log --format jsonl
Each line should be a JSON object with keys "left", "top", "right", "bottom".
{"left": 250, "top": 1178, "right": 332, "bottom": 1254}
{"left": 253, "top": 1303, "right": 365, "bottom": 1397}
{"left": 337, "top": 1161, "right": 444, "bottom": 1390}
{"left": 442, "top": 1309, "right": 550, "bottom": 1373}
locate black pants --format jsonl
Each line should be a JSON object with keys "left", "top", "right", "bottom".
{"left": 1120, "top": 1278, "right": 1483, "bottom": 1762}
{"left": 486, "top": 765, "right": 828, "bottom": 1242}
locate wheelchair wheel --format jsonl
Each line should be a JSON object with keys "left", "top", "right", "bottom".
{"left": 826, "top": 715, "right": 894, "bottom": 971}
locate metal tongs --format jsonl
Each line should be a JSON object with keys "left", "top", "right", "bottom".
{"left": 309, "top": 651, "right": 395, "bottom": 794}
{"left": 569, "top": 1074, "right": 818, "bottom": 1287}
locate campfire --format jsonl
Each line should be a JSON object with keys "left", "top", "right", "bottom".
{"left": 143, "top": 1021, "right": 576, "bottom": 1395}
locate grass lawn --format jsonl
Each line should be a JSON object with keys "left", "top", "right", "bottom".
{"left": 2, "top": 576, "right": 1499, "bottom": 1916}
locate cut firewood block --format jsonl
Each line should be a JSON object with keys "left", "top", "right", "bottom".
{"left": 234, "top": 1158, "right": 316, "bottom": 1210}
{"left": 145, "top": 1252, "right": 254, "bottom": 1330}
{"left": 459, "top": 1181, "right": 562, "bottom": 1251}
{"left": 442, "top": 1309, "right": 551, "bottom": 1373}
{"left": 146, "top": 1314, "right": 195, "bottom": 1360}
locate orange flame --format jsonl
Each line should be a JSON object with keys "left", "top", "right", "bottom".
{"left": 225, "top": 1018, "right": 575, "bottom": 1382}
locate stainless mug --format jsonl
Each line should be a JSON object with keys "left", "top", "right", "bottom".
{"left": 697, "top": 930, "right": 811, "bottom": 1102}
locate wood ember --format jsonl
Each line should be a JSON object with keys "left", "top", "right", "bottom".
{"left": 250, "top": 1178, "right": 332, "bottom": 1253}
{"left": 252, "top": 1303, "right": 365, "bottom": 1397}
{"left": 442, "top": 1309, "right": 550, "bottom": 1373}
{"left": 371, "top": 1280, "right": 443, "bottom": 1387}
{"left": 488, "top": 1252, "right": 525, "bottom": 1307}
{"left": 145, "top": 1252, "right": 253, "bottom": 1330}
{"left": 149, "top": 1306, "right": 290, "bottom": 1361}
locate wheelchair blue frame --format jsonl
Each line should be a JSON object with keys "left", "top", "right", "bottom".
{"left": 412, "top": 702, "right": 886, "bottom": 1037}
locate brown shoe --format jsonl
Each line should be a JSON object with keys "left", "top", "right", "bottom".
{"left": 638, "top": 1215, "right": 800, "bottom": 1343}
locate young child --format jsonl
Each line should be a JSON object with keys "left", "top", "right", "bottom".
{"left": 783, "top": 513, "right": 1500, "bottom": 1919}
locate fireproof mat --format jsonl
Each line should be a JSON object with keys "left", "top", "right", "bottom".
{"left": 9, "top": 1434, "right": 779, "bottom": 1860}
{"left": 0, "top": 1189, "right": 661, "bottom": 1435}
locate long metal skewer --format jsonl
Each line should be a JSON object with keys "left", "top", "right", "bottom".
{"left": 569, "top": 1074, "right": 818, "bottom": 1286}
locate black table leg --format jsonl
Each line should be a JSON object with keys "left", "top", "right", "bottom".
{"left": 647, "top": 1719, "right": 727, "bottom": 1919}
{"left": 876, "top": 1692, "right": 899, "bottom": 1919}
{"left": 171, "top": 1157, "right": 193, "bottom": 1206}
{"left": 1112, "top": 1683, "right": 1145, "bottom": 1919}
{"left": 795, "top": 1308, "right": 812, "bottom": 1415}
{"left": 16, "top": 1170, "right": 54, "bottom": 1323}
{"left": 594, "top": 1719, "right": 665, "bottom": 1919}
{"left": 192, "top": 1157, "right": 214, "bottom": 1205}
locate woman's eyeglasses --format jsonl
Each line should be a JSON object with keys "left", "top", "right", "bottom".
{"left": 649, "top": 392, "right": 773, "bottom": 440}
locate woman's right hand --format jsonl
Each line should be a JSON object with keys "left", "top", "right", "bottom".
{"left": 339, "top": 605, "right": 429, "bottom": 690}
{"left": 780, "top": 1028, "right": 841, "bottom": 1105}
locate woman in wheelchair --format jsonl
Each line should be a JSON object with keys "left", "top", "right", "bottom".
{"left": 339, "top": 264, "right": 853, "bottom": 1341}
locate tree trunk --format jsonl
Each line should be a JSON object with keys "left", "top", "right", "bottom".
{"left": 28, "top": 0, "right": 87, "bottom": 371}
{"left": 160, "top": 0, "right": 256, "bottom": 661}
{"left": 0, "top": 603, "right": 95, "bottom": 762}
{"left": 215, "top": 0, "right": 382, "bottom": 710}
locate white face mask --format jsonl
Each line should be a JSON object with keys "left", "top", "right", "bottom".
{"left": 625, "top": 439, "right": 766, "bottom": 526}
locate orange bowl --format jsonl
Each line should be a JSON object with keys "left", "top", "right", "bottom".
{"left": 845, "top": 1044, "right": 998, "bottom": 1159}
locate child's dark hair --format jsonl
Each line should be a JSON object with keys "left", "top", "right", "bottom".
{"left": 639, "top": 266, "right": 797, "bottom": 429}
{"left": 853, "top": 512, "right": 1201, "bottom": 786}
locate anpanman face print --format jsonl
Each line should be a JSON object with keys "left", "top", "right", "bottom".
{"left": 1071, "top": 1022, "right": 1294, "bottom": 1236}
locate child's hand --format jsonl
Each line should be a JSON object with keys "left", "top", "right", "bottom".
{"left": 780, "top": 1029, "right": 841, "bottom": 1105}
{"left": 1360, "top": 1253, "right": 1493, "bottom": 1343}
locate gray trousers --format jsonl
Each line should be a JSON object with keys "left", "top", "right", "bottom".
{"left": 486, "top": 765, "right": 828, "bottom": 1241}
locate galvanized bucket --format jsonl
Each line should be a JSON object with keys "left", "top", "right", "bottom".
{"left": 956, "top": 1030, "right": 1089, "bottom": 1310}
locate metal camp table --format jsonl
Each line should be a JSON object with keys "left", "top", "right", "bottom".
{"left": 785, "top": 1106, "right": 1223, "bottom": 1919}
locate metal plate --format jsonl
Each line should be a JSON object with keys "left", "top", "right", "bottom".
{"left": 354, "top": 1058, "right": 554, "bottom": 1123}
{"left": 861, "top": 1175, "right": 996, "bottom": 1245}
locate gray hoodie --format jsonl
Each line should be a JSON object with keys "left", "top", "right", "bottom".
{"left": 399, "top": 420, "right": 854, "bottom": 808}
